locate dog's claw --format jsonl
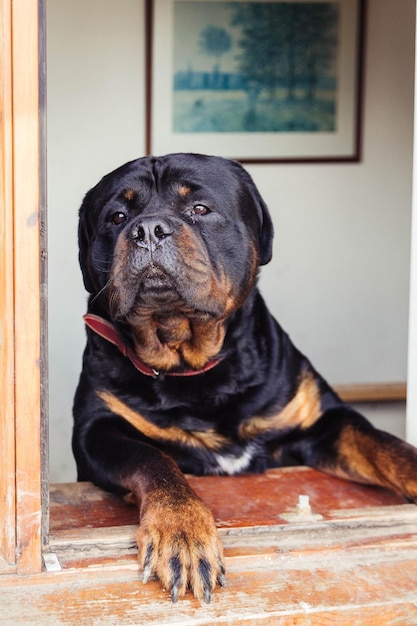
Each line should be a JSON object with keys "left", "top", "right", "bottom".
{"left": 218, "top": 572, "right": 227, "bottom": 588}
{"left": 142, "top": 544, "right": 154, "bottom": 584}
{"left": 137, "top": 496, "right": 225, "bottom": 602}
{"left": 203, "top": 586, "right": 211, "bottom": 604}
{"left": 171, "top": 585, "right": 179, "bottom": 603}
{"left": 198, "top": 558, "right": 214, "bottom": 604}
{"left": 142, "top": 565, "right": 152, "bottom": 584}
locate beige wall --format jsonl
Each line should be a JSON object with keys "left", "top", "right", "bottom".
{"left": 47, "top": 0, "right": 415, "bottom": 480}
{"left": 407, "top": 3, "right": 417, "bottom": 446}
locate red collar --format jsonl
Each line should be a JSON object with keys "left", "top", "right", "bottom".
{"left": 83, "top": 313, "right": 222, "bottom": 378}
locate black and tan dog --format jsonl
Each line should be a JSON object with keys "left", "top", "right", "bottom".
{"left": 73, "top": 153, "right": 417, "bottom": 603}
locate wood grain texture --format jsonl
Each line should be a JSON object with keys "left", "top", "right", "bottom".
{"left": 3, "top": 468, "right": 417, "bottom": 622}
{"left": 0, "top": 0, "right": 16, "bottom": 569}
{"left": 334, "top": 382, "right": 407, "bottom": 403}
{"left": 11, "top": 0, "right": 43, "bottom": 574}
{"left": 2, "top": 566, "right": 417, "bottom": 625}
{"left": 49, "top": 467, "right": 406, "bottom": 533}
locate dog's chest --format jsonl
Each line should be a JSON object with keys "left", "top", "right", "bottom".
{"left": 211, "top": 443, "right": 258, "bottom": 474}
{"left": 175, "top": 414, "right": 260, "bottom": 475}
{"left": 178, "top": 424, "right": 261, "bottom": 475}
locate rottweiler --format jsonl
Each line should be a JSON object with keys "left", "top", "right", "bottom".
{"left": 73, "top": 153, "right": 417, "bottom": 603}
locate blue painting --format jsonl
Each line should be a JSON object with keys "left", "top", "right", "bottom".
{"left": 173, "top": 1, "right": 339, "bottom": 133}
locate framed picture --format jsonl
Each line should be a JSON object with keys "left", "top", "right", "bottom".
{"left": 146, "top": 0, "right": 365, "bottom": 163}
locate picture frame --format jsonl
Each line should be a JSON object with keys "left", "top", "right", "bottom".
{"left": 145, "top": 0, "right": 366, "bottom": 163}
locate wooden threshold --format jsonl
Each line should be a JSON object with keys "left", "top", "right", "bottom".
{"left": 2, "top": 467, "right": 417, "bottom": 624}
{"left": 334, "top": 381, "right": 407, "bottom": 403}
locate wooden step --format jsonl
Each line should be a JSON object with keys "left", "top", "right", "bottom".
{"left": 2, "top": 467, "right": 417, "bottom": 624}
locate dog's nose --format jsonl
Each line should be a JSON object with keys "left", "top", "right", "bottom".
{"left": 131, "top": 217, "right": 174, "bottom": 250}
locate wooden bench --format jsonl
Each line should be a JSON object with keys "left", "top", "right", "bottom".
{"left": 2, "top": 467, "right": 417, "bottom": 624}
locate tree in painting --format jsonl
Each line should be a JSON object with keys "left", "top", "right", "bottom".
{"left": 294, "top": 5, "right": 338, "bottom": 102}
{"left": 199, "top": 25, "right": 232, "bottom": 73}
{"left": 173, "top": 1, "right": 340, "bottom": 133}
{"left": 198, "top": 25, "right": 232, "bottom": 90}
{"left": 231, "top": 2, "right": 338, "bottom": 128}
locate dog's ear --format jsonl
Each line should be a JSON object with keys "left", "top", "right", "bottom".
{"left": 234, "top": 163, "right": 274, "bottom": 266}
{"left": 78, "top": 189, "right": 96, "bottom": 293}
{"left": 252, "top": 185, "right": 274, "bottom": 266}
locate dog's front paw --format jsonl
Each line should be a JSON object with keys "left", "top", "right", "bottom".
{"left": 137, "top": 491, "right": 226, "bottom": 603}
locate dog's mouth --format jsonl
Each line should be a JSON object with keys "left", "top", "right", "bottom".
{"left": 107, "top": 248, "right": 232, "bottom": 371}
{"left": 104, "top": 223, "right": 253, "bottom": 371}
{"left": 138, "top": 262, "right": 178, "bottom": 302}
{"left": 116, "top": 263, "right": 227, "bottom": 371}
{"left": 110, "top": 237, "right": 229, "bottom": 320}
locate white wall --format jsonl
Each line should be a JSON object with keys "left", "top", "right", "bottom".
{"left": 47, "top": 0, "right": 415, "bottom": 481}
{"left": 407, "top": 2, "right": 417, "bottom": 447}
{"left": 47, "top": 0, "right": 146, "bottom": 481}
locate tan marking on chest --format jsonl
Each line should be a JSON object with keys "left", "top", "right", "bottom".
{"left": 127, "top": 314, "right": 226, "bottom": 372}
{"left": 239, "top": 372, "right": 322, "bottom": 440}
{"left": 97, "top": 389, "right": 227, "bottom": 450}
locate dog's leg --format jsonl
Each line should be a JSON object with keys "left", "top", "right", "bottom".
{"left": 278, "top": 408, "right": 417, "bottom": 502}
{"left": 74, "top": 420, "right": 225, "bottom": 603}
{"left": 130, "top": 450, "right": 226, "bottom": 603}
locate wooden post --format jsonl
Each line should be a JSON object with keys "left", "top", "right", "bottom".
{"left": 0, "top": 0, "right": 16, "bottom": 569}
{"left": 12, "top": 0, "right": 43, "bottom": 574}
{"left": 0, "top": 0, "right": 43, "bottom": 573}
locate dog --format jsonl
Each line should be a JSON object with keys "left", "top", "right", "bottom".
{"left": 73, "top": 153, "right": 417, "bottom": 603}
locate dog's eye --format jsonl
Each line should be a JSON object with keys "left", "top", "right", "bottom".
{"left": 192, "top": 204, "right": 210, "bottom": 216}
{"left": 111, "top": 212, "right": 127, "bottom": 225}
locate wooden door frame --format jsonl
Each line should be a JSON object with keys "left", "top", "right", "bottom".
{"left": 0, "top": 0, "right": 416, "bottom": 580}
{"left": 0, "top": 0, "right": 46, "bottom": 573}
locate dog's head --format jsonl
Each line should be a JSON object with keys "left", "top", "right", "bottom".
{"left": 79, "top": 153, "right": 273, "bottom": 371}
